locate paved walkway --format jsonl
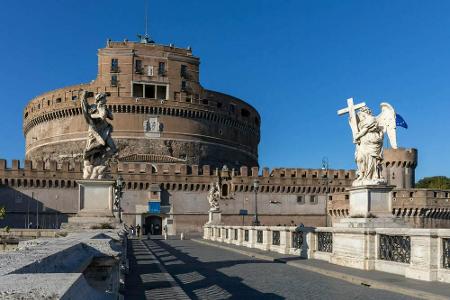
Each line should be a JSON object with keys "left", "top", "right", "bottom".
{"left": 124, "top": 237, "right": 427, "bottom": 299}
{"left": 193, "top": 239, "right": 450, "bottom": 300}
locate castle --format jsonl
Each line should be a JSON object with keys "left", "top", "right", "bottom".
{"left": 0, "top": 38, "right": 448, "bottom": 234}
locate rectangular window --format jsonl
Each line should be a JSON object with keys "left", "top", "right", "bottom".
{"left": 230, "top": 104, "right": 235, "bottom": 113}
{"left": 132, "top": 83, "right": 143, "bottom": 97}
{"left": 147, "top": 65, "right": 154, "bottom": 76}
{"left": 297, "top": 195, "right": 304, "bottom": 204}
{"left": 310, "top": 195, "right": 317, "bottom": 204}
{"left": 158, "top": 62, "right": 166, "bottom": 76}
{"left": 181, "top": 80, "right": 187, "bottom": 91}
{"left": 111, "top": 75, "right": 118, "bottom": 87}
{"left": 111, "top": 58, "right": 119, "bottom": 72}
{"left": 157, "top": 85, "right": 167, "bottom": 100}
{"left": 145, "top": 85, "right": 156, "bottom": 99}
{"left": 181, "top": 64, "right": 188, "bottom": 77}
{"left": 133, "top": 82, "right": 167, "bottom": 100}
{"left": 135, "top": 59, "right": 142, "bottom": 73}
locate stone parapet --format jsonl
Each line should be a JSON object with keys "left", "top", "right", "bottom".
{"left": 204, "top": 224, "right": 450, "bottom": 284}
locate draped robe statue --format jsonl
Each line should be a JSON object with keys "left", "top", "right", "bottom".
{"left": 338, "top": 100, "right": 398, "bottom": 187}
{"left": 353, "top": 107, "right": 385, "bottom": 186}
{"left": 81, "top": 91, "right": 118, "bottom": 179}
{"left": 207, "top": 182, "right": 221, "bottom": 211}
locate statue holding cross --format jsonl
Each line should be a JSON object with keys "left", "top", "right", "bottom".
{"left": 338, "top": 98, "right": 398, "bottom": 187}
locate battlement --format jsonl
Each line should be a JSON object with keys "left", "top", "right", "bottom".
{"left": 383, "top": 148, "right": 418, "bottom": 168}
{"left": 0, "top": 159, "right": 356, "bottom": 181}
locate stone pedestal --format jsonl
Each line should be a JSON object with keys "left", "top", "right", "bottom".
{"left": 66, "top": 180, "right": 118, "bottom": 228}
{"left": 207, "top": 210, "right": 222, "bottom": 225}
{"left": 335, "top": 185, "right": 407, "bottom": 228}
{"left": 76, "top": 180, "right": 115, "bottom": 217}
{"left": 349, "top": 185, "right": 394, "bottom": 218}
{"left": 331, "top": 184, "right": 409, "bottom": 270}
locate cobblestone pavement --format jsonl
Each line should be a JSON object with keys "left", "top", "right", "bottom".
{"left": 125, "top": 238, "right": 417, "bottom": 300}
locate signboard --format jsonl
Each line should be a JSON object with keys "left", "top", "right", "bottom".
{"left": 239, "top": 209, "right": 248, "bottom": 216}
{"left": 148, "top": 202, "right": 160, "bottom": 214}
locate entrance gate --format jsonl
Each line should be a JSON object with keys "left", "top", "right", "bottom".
{"left": 145, "top": 215, "right": 162, "bottom": 235}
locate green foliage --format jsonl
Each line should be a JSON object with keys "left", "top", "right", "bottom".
{"left": 416, "top": 176, "right": 450, "bottom": 189}
{"left": 0, "top": 206, "right": 5, "bottom": 220}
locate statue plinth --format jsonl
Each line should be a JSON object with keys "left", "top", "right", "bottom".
{"left": 66, "top": 180, "right": 118, "bottom": 228}
{"left": 335, "top": 184, "right": 407, "bottom": 228}
{"left": 207, "top": 209, "right": 223, "bottom": 225}
{"left": 76, "top": 180, "right": 115, "bottom": 217}
{"left": 349, "top": 185, "right": 394, "bottom": 218}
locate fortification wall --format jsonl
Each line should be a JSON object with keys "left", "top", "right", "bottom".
{"left": 328, "top": 188, "right": 450, "bottom": 228}
{"left": 0, "top": 159, "right": 355, "bottom": 231}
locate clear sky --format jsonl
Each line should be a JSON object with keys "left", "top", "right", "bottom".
{"left": 0, "top": 0, "right": 449, "bottom": 180}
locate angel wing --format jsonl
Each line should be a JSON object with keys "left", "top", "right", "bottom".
{"left": 376, "top": 102, "right": 398, "bottom": 149}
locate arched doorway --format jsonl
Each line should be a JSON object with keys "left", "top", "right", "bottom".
{"left": 145, "top": 215, "right": 162, "bottom": 235}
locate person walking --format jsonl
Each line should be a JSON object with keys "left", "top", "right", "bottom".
{"left": 136, "top": 224, "right": 141, "bottom": 238}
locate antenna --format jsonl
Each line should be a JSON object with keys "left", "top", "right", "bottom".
{"left": 138, "top": 0, "right": 154, "bottom": 44}
{"left": 145, "top": 0, "right": 148, "bottom": 37}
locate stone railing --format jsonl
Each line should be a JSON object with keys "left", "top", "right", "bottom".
{"left": 203, "top": 224, "right": 450, "bottom": 283}
{"left": 203, "top": 225, "right": 314, "bottom": 257}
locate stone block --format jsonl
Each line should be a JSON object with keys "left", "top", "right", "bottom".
{"left": 348, "top": 185, "right": 395, "bottom": 218}
{"left": 76, "top": 180, "right": 115, "bottom": 217}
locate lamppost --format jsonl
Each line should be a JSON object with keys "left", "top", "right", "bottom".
{"left": 322, "top": 157, "right": 330, "bottom": 227}
{"left": 114, "top": 175, "right": 125, "bottom": 223}
{"left": 252, "top": 179, "right": 260, "bottom": 226}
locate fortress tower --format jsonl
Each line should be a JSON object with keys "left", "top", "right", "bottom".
{"left": 23, "top": 39, "right": 260, "bottom": 169}
{"left": 382, "top": 148, "right": 418, "bottom": 189}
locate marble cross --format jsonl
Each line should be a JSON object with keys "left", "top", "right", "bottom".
{"left": 337, "top": 98, "right": 366, "bottom": 139}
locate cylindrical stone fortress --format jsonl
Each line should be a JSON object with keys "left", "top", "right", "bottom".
{"left": 23, "top": 40, "right": 260, "bottom": 169}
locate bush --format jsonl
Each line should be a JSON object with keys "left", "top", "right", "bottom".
{"left": 416, "top": 176, "right": 450, "bottom": 189}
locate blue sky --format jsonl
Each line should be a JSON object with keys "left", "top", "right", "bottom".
{"left": 0, "top": 0, "right": 449, "bottom": 180}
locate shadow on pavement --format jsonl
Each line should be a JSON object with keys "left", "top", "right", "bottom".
{"left": 150, "top": 239, "right": 284, "bottom": 299}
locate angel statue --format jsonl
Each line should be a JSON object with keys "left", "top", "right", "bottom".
{"left": 80, "top": 91, "right": 118, "bottom": 179}
{"left": 207, "top": 182, "right": 221, "bottom": 212}
{"left": 338, "top": 99, "right": 398, "bottom": 187}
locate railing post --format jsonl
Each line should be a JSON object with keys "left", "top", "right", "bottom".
{"left": 263, "top": 227, "right": 270, "bottom": 251}
{"left": 250, "top": 227, "right": 256, "bottom": 248}
{"left": 405, "top": 230, "right": 439, "bottom": 281}
{"left": 281, "top": 228, "right": 290, "bottom": 254}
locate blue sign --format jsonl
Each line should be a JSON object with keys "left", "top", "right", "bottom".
{"left": 239, "top": 209, "right": 248, "bottom": 216}
{"left": 148, "top": 202, "right": 160, "bottom": 213}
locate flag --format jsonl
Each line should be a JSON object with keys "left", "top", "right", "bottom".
{"left": 396, "top": 113, "right": 408, "bottom": 129}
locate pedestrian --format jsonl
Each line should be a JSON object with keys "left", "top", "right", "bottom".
{"left": 136, "top": 224, "right": 141, "bottom": 238}
{"left": 131, "top": 225, "right": 135, "bottom": 237}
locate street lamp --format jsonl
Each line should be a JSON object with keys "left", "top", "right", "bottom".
{"left": 252, "top": 179, "right": 260, "bottom": 226}
{"left": 114, "top": 175, "right": 125, "bottom": 223}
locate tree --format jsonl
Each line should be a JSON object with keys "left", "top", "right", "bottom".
{"left": 416, "top": 176, "right": 450, "bottom": 189}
